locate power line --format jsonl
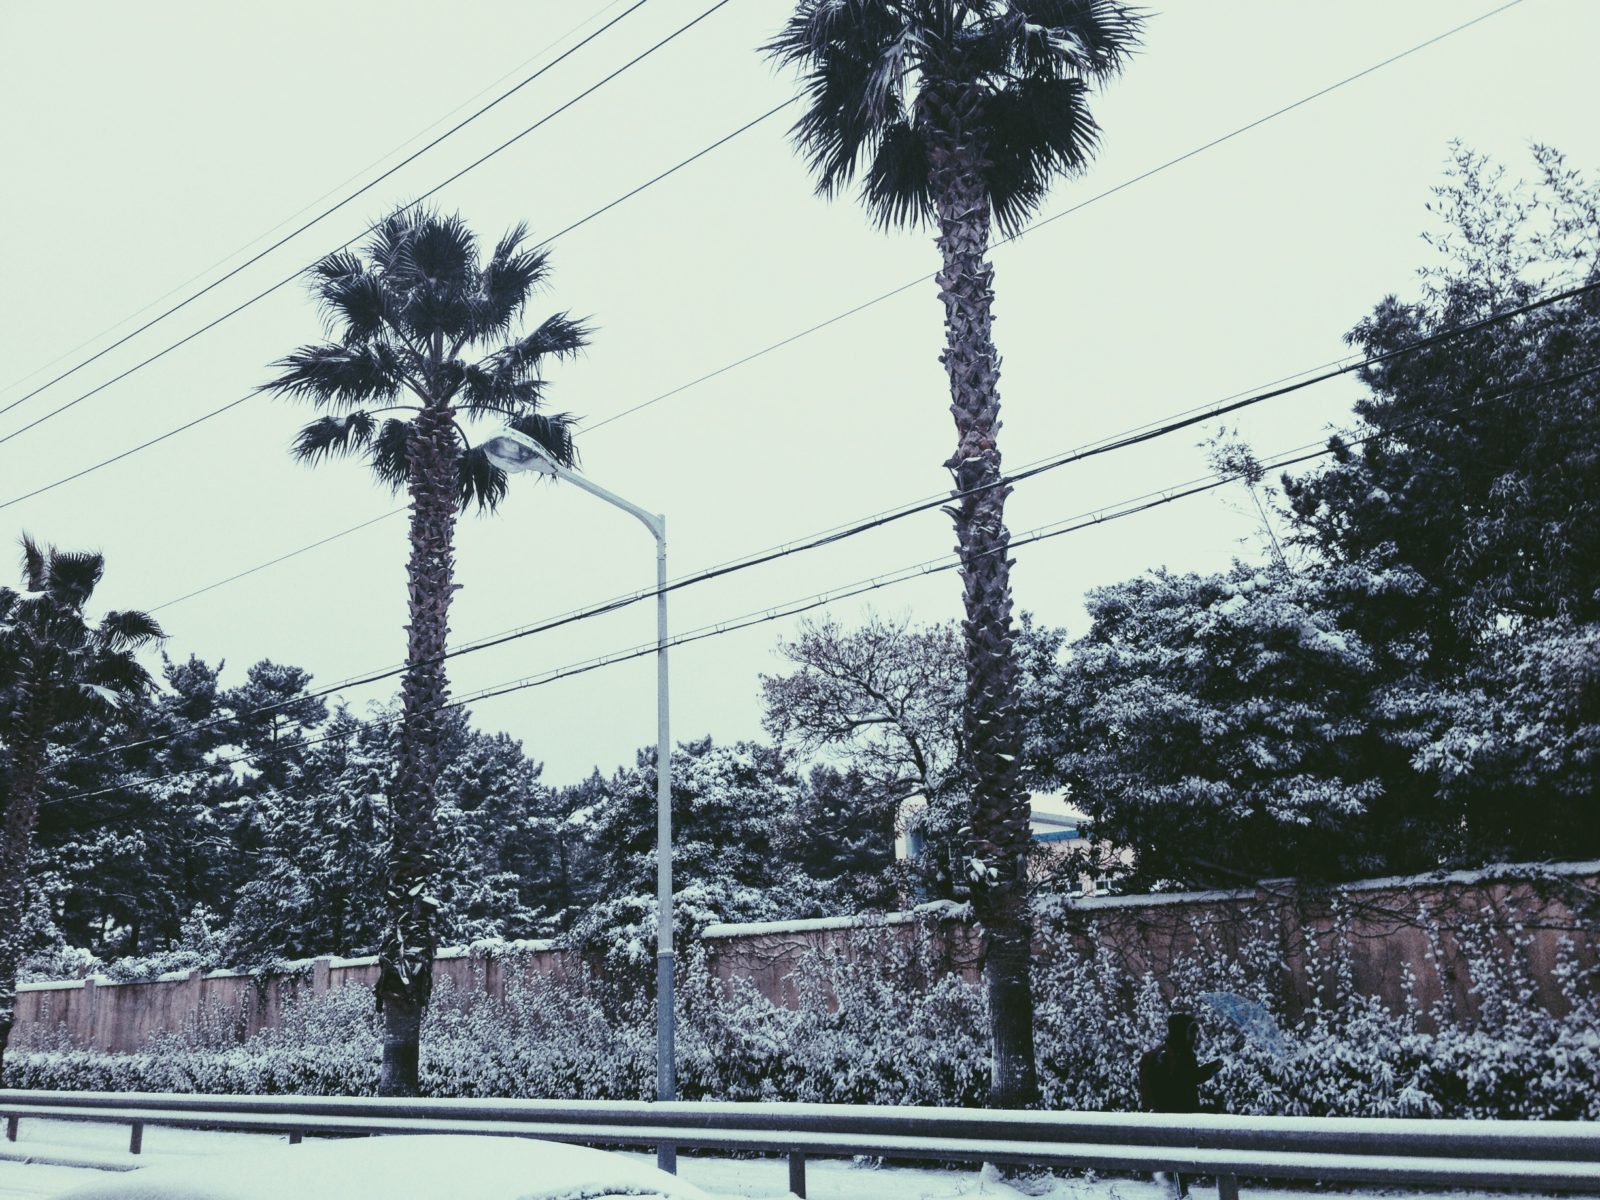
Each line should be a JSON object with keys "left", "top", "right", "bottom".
{"left": 148, "top": 508, "right": 407, "bottom": 614}
{"left": 581, "top": 0, "right": 1528, "bottom": 433}
{"left": 2, "top": 0, "right": 1522, "bottom": 472}
{"left": 65, "top": 346, "right": 1600, "bottom": 768}
{"left": 52, "top": 439, "right": 1338, "bottom": 808}
{"left": 0, "top": 0, "right": 636, "bottom": 402}
{"left": 142, "top": 346, "right": 1373, "bottom": 616}
{"left": 56, "top": 362, "right": 1584, "bottom": 813}
{"left": 0, "top": 0, "right": 737, "bottom": 450}
{"left": 0, "top": 99, "right": 792, "bottom": 516}
{"left": 0, "top": 0, "right": 654, "bottom": 424}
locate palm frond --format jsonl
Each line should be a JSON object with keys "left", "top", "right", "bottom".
{"left": 984, "top": 74, "right": 1099, "bottom": 233}
{"left": 455, "top": 367, "right": 544, "bottom": 419}
{"left": 369, "top": 418, "right": 413, "bottom": 492}
{"left": 1009, "top": 0, "right": 1145, "bottom": 78}
{"left": 97, "top": 608, "right": 165, "bottom": 651}
{"left": 507, "top": 409, "right": 580, "bottom": 469}
{"left": 489, "top": 313, "right": 593, "bottom": 376}
{"left": 264, "top": 343, "right": 404, "bottom": 409}
{"left": 19, "top": 534, "right": 45, "bottom": 592}
{"left": 292, "top": 412, "right": 378, "bottom": 464}
{"left": 472, "top": 225, "right": 553, "bottom": 340}
{"left": 767, "top": 0, "right": 917, "bottom": 203}
{"left": 405, "top": 211, "right": 479, "bottom": 288}
{"left": 456, "top": 445, "right": 509, "bottom": 514}
{"left": 318, "top": 267, "right": 392, "bottom": 346}
{"left": 861, "top": 117, "right": 933, "bottom": 228}
{"left": 80, "top": 648, "right": 155, "bottom": 705}
{"left": 44, "top": 548, "right": 106, "bottom": 610}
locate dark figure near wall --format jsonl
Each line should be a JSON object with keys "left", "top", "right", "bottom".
{"left": 1139, "top": 1013, "right": 1224, "bottom": 1197}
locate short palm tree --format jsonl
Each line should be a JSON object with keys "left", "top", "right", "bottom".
{"left": 0, "top": 538, "right": 162, "bottom": 1078}
{"left": 262, "top": 208, "right": 589, "bottom": 1096}
{"left": 767, "top": 0, "right": 1143, "bottom": 1107}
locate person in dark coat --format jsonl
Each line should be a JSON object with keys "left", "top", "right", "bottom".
{"left": 1139, "top": 1012, "right": 1222, "bottom": 1113}
{"left": 1138, "top": 1013, "right": 1223, "bottom": 1197}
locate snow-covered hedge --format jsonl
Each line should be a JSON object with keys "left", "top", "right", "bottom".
{"left": 10, "top": 911, "right": 1597, "bottom": 1119}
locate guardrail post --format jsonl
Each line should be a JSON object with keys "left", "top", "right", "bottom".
{"left": 128, "top": 1122, "right": 143, "bottom": 1155}
{"left": 5, "top": 1115, "right": 17, "bottom": 1142}
{"left": 289, "top": 1131, "right": 303, "bottom": 1145}
{"left": 788, "top": 1151, "right": 806, "bottom": 1198}
{"left": 1218, "top": 1173, "right": 1240, "bottom": 1200}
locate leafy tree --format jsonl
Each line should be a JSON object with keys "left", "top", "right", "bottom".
{"left": 0, "top": 538, "right": 161, "bottom": 1076}
{"left": 261, "top": 208, "right": 590, "bottom": 1095}
{"left": 1283, "top": 144, "right": 1600, "bottom": 640}
{"left": 767, "top": 0, "right": 1144, "bottom": 1106}
{"left": 36, "top": 655, "right": 237, "bottom": 959}
{"left": 1033, "top": 146, "right": 1600, "bottom": 886}
{"left": 1032, "top": 562, "right": 1397, "bottom": 886}
{"left": 764, "top": 613, "right": 1065, "bottom": 899}
{"left": 763, "top": 614, "right": 965, "bottom": 803}
{"left": 566, "top": 737, "right": 828, "bottom": 984}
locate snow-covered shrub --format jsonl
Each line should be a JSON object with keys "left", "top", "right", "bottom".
{"left": 681, "top": 924, "right": 990, "bottom": 1106}
{"left": 8, "top": 901, "right": 1596, "bottom": 1118}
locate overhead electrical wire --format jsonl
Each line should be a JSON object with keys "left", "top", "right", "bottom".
{"left": 0, "top": 0, "right": 1521, "bottom": 472}
{"left": 73, "top": 269, "right": 1600, "bottom": 649}
{"left": 52, "top": 358, "right": 1595, "bottom": 812}
{"left": 64, "top": 343, "right": 1600, "bottom": 770}
{"left": 0, "top": 0, "right": 738, "bottom": 450}
{"left": 0, "top": 102, "right": 794, "bottom": 516}
{"left": 51, "top": 440, "right": 1352, "bottom": 808}
{"left": 0, "top": 0, "right": 639, "bottom": 403}
{"left": 581, "top": 0, "right": 1529, "bottom": 433}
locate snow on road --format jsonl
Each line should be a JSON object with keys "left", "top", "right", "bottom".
{"left": 0, "top": 1119, "right": 1581, "bottom": 1200}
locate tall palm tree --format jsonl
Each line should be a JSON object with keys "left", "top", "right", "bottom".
{"left": 767, "top": 0, "right": 1143, "bottom": 1107}
{"left": 262, "top": 207, "right": 589, "bottom": 1096}
{"left": 0, "top": 538, "right": 162, "bottom": 1078}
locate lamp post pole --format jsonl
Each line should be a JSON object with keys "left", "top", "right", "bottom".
{"left": 477, "top": 432, "right": 673, "bottom": 1167}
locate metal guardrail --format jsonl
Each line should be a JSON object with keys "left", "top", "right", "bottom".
{"left": 4, "top": 1090, "right": 1599, "bottom": 1198}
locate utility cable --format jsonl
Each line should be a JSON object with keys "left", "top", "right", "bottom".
{"left": 0, "top": 0, "right": 738, "bottom": 450}
{"left": 0, "top": 0, "right": 635, "bottom": 401}
{"left": 141, "top": 346, "right": 1377, "bottom": 615}
{"left": 581, "top": 0, "right": 1529, "bottom": 433}
{"left": 0, "top": 0, "right": 654, "bottom": 423}
{"left": 2, "top": 0, "right": 1521, "bottom": 459}
{"left": 0, "top": 100, "right": 792, "bottom": 516}
{"left": 53, "top": 360, "right": 1589, "bottom": 812}
{"left": 63, "top": 349, "right": 1600, "bottom": 768}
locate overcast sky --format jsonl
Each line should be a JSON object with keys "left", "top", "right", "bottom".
{"left": 3, "top": 0, "right": 1596, "bottom": 786}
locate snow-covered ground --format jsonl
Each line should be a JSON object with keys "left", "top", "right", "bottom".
{"left": 0, "top": 1119, "right": 1580, "bottom": 1200}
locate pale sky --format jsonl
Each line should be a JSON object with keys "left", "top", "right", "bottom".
{"left": 3, "top": 0, "right": 1596, "bottom": 785}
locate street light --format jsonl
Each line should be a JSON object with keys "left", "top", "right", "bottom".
{"left": 481, "top": 430, "right": 677, "bottom": 1166}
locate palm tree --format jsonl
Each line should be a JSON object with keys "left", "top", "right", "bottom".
{"left": 767, "top": 0, "right": 1143, "bottom": 1107}
{"left": 262, "top": 207, "right": 588, "bottom": 1096}
{"left": 0, "top": 538, "right": 162, "bottom": 1079}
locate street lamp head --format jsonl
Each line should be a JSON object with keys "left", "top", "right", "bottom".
{"left": 480, "top": 430, "right": 558, "bottom": 476}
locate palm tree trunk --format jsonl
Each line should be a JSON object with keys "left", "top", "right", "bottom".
{"left": 376, "top": 402, "right": 458, "bottom": 1096}
{"left": 0, "top": 695, "right": 50, "bottom": 1081}
{"left": 927, "top": 90, "right": 1039, "bottom": 1110}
